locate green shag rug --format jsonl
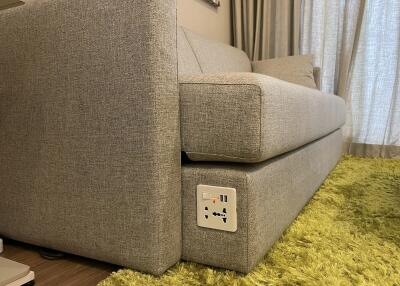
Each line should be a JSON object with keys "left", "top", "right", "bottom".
{"left": 99, "top": 156, "right": 400, "bottom": 286}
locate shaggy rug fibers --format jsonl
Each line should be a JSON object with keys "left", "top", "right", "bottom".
{"left": 99, "top": 156, "right": 400, "bottom": 286}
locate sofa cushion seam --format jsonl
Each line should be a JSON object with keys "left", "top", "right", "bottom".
{"left": 185, "top": 151, "right": 260, "bottom": 161}
{"left": 180, "top": 82, "right": 263, "bottom": 90}
{"left": 245, "top": 172, "right": 250, "bottom": 271}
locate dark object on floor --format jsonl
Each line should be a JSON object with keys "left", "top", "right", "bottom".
{"left": 39, "top": 248, "right": 64, "bottom": 260}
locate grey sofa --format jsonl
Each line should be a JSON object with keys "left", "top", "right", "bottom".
{"left": 178, "top": 27, "right": 345, "bottom": 273}
{"left": 0, "top": 0, "right": 345, "bottom": 275}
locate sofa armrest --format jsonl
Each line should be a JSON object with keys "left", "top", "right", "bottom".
{"left": 0, "top": 0, "right": 180, "bottom": 275}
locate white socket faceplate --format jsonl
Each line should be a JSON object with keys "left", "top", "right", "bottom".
{"left": 196, "top": 185, "right": 237, "bottom": 232}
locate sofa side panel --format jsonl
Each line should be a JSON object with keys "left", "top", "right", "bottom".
{"left": 247, "top": 129, "right": 343, "bottom": 270}
{"left": 182, "top": 165, "right": 250, "bottom": 272}
{"left": 182, "top": 130, "right": 343, "bottom": 273}
{"left": 0, "top": 0, "right": 180, "bottom": 275}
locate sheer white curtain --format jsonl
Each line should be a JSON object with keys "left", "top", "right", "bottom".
{"left": 348, "top": 1, "right": 400, "bottom": 157}
{"left": 301, "top": 0, "right": 400, "bottom": 158}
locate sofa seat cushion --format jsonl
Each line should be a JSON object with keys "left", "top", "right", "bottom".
{"left": 180, "top": 72, "right": 346, "bottom": 163}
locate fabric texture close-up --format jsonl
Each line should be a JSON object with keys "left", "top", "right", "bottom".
{"left": 0, "top": 0, "right": 181, "bottom": 275}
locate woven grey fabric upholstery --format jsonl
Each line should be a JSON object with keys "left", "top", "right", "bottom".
{"left": 178, "top": 27, "right": 202, "bottom": 76}
{"left": 252, "top": 55, "right": 318, "bottom": 89}
{"left": 0, "top": 0, "right": 180, "bottom": 275}
{"left": 180, "top": 72, "right": 346, "bottom": 163}
{"left": 180, "top": 27, "right": 252, "bottom": 74}
{"left": 177, "top": 28, "right": 322, "bottom": 89}
{"left": 182, "top": 129, "right": 343, "bottom": 273}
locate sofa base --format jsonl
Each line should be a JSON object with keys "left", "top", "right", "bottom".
{"left": 182, "top": 129, "right": 343, "bottom": 273}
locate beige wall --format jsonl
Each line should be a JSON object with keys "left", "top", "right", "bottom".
{"left": 177, "top": 0, "right": 232, "bottom": 45}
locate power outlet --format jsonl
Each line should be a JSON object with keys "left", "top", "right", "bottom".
{"left": 196, "top": 184, "right": 237, "bottom": 232}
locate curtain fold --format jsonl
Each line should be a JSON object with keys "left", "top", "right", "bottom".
{"left": 232, "top": 0, "right": 301, "bottom": 61}
{"left": 301, "top": 0, "right": 400, "bottom": 158}
{"left": 347, "top": 0, "right": 400, "bottom": 157}
{"left": 300, "top": 0, "right": 365, "bottom": 95}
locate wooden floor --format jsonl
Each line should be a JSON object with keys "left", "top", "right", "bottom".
{"left": 0, "top": 240, "right": 118, "bottom": 286}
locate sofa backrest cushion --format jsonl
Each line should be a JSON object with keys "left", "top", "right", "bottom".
{"left": 178, "top": 27, "right": 203, "bottom": 75}
{"left": 178, "top": 26, "right": 252, "bottom": 75}
{"left": 252, "top": 55, "right": 318, "bottom": 89}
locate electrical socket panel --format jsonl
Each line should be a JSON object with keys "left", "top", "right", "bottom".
{"left": 196, "top": 184, "right": 237, "bottom": 232}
